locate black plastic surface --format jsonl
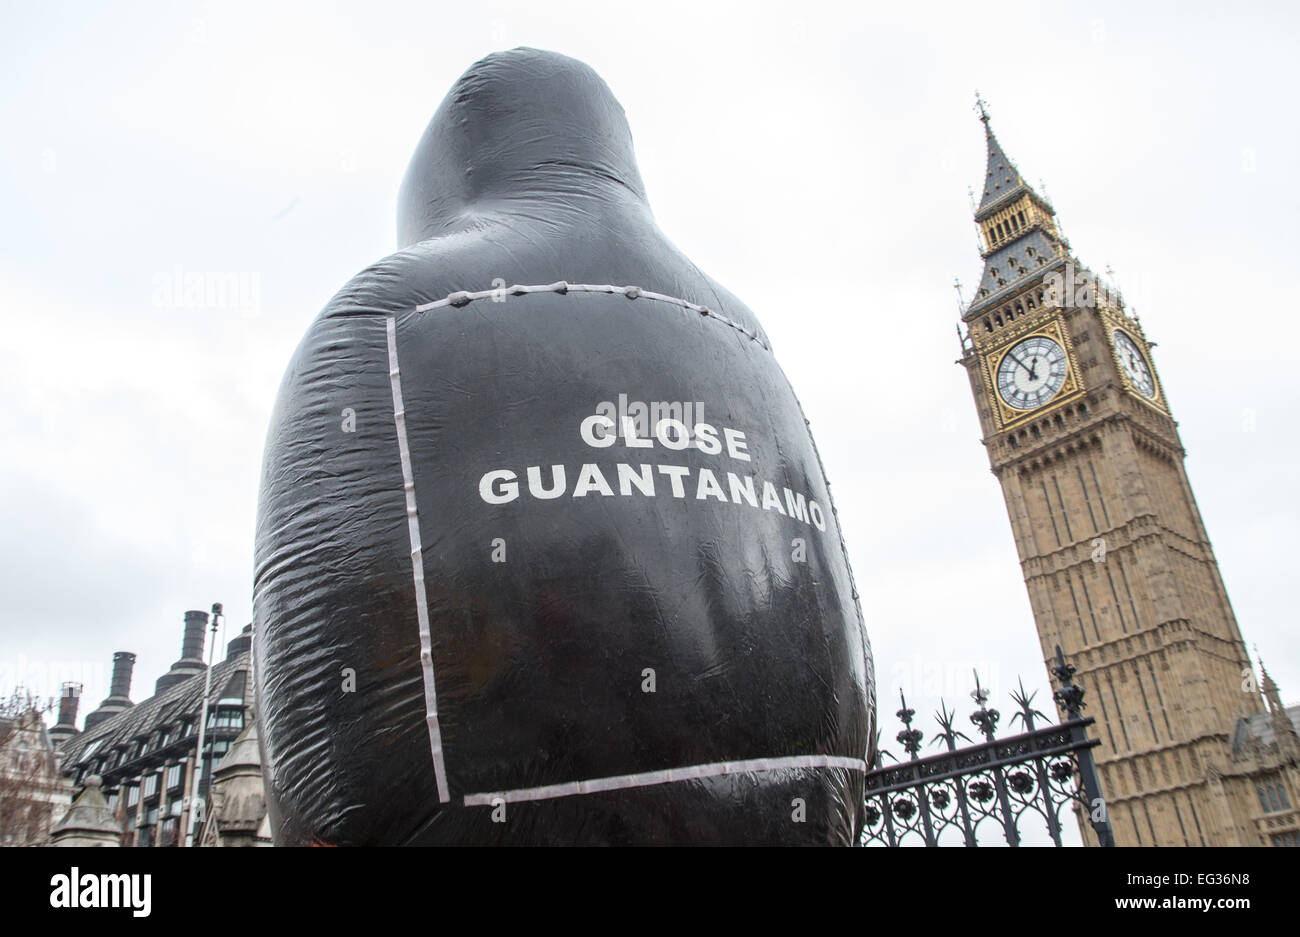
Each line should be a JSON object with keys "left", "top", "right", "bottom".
{"left": 254, "top": 48, "right": 874, "bottom": 845}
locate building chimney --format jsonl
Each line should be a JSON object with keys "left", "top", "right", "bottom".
{"left": 155, "top": 610, "right": 210, "bottom": 694}
{"left": 182, "top": 609, "right": 207, "bottom": 662}
{"left": 47, "top": 682, "right": 84, "bottom": 748}
{"left": 225, "top": 623, "right": 253, "bottom": 660}
{"left": 57, "top": 682, "right": 82, "bottom": 726}
{"left": 83, "top": 652, "right": 136, "bottom": 731}
{"left": 109, "top": 652, "right": 135, "bottom": 699}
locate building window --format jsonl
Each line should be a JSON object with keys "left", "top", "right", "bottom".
{"left": 1256, "top": 779, "right": 1291, "bottom": 813}
{"left": 1272, "top": 832, "right": 1299, "bottom": 847}
{"left": 126, "top": 784, "right": 139, "bottom": 807}
{"left": 165, "top": 763, "right": 183, "bottom": 790}
{"left": 143, "top": 773, "right": 159, "bottom": 799}
{"left": 209, "top": 707, "right": 245, "bottom": 731}
{"left": 83, "top": 738, "right": 104, "bottom": 760}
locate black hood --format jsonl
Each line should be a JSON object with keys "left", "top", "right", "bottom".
{"left": 398, "top": 48, "right": 648, "bottom": 247}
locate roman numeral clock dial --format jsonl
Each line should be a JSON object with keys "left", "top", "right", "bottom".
{"left": 995, "top": 335, "right": 1068, "bottom": 410}
{"left": 1113, "top": 328, "right": 1158, "bottom": 399}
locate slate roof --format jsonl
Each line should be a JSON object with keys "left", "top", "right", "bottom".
{"left": 965, "top": 229, "right": 1067, "bottom": 318}
{"left": 964, "top": 119, "right": 1071, "bottom": 319}
{"left": 1232, "top": 704, "right": 1300, "bottom": 757}
{"left": 977, "top": 126, "right": 1032, "bottom": 217}
{"left": 59, "top": 651, "right": 251, "bottom": 777}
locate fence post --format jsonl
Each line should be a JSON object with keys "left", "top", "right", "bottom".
{"left": 896, "top": 690, "right": 937, "bottom": 846}
{"left": 971, "top": 672, "right": 1020, "bottom": 846}
{"left": 934, "top": 702, "right": 978, "bottom": 846}
{"left": 1051, "top": 645, "right": 1115, "bottom": 847}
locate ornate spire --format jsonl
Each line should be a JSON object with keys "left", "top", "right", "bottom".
{"left": 1260, "top": 660, "right": 1285, "bottom": 714}
{"left": 974, "top": 93, "right": 1031, "bottom": 216}
{"left": 961, "top": 96, "right": 1069, "bottom": 318}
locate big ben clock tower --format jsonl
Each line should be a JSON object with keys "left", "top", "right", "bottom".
{"left": 956, "top": 101, "right": 1292, "bottom": 846}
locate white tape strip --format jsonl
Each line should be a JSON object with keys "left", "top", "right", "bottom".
{"left": 386, "top": 315, "right": 450, "bottom": 804}
{"left": 413, "top": 281, "right": 769, "bottom": 350}
{"left": 462, "top": 753, "right": 867, "bottom": 807}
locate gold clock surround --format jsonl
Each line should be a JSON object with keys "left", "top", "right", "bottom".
{"left": 1101, "top": 310, "right": 1167, "bottom": 413}
{"left": 979, "top": 316, "right": 1084, "bottom": 429}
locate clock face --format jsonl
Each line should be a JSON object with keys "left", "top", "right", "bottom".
{"left": 1113, "top": 330, "right": 1156, "bottom": 398}
{"left": 996, "top": 335, "right": 1069, "bottom": 410}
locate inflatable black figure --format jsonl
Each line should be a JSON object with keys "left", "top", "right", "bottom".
{"left": 254, "top": 48, "right": 875, "bottom": 845}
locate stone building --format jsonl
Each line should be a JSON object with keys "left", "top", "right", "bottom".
{"left": 53, "top": 610, "right": 269, "bottom": 847}
{"left": 1222, "top": 665, "right": 1300, "bottom": 846}
{"left": 0, "top": 694, "right": 73, "bottom": 846}
{"left": 198, "top": 719, "right": 271, "bottom": 846}
{"left": 956, "top": 101, "right": 1298, "bottom": 846}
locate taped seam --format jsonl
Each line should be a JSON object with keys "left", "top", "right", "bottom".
{"left": 414, "top": 281, "right": 770, "bottom": 351}
{"left": 462, "top": 753, "right": 867, "bottom": 806}
{"left": 789, "top": 384, "right": 875, "bottom": 757}
{"left": 386, "top": 315, "right": 451, "bottom": 804}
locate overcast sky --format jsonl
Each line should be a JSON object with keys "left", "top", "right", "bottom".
{"left": 2, "top": 1, "right": 1297, "bottom": 845}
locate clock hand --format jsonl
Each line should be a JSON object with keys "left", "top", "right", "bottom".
{"left": 1007, "top": 351, "right": 1034, "bottom": 376}
{"left": 1013, "top": 352, "right": 1039, "bottom": 381}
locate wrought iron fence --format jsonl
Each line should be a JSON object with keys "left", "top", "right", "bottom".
{"left": 860, "top": 646, "right": 1113, "bottom": 847}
